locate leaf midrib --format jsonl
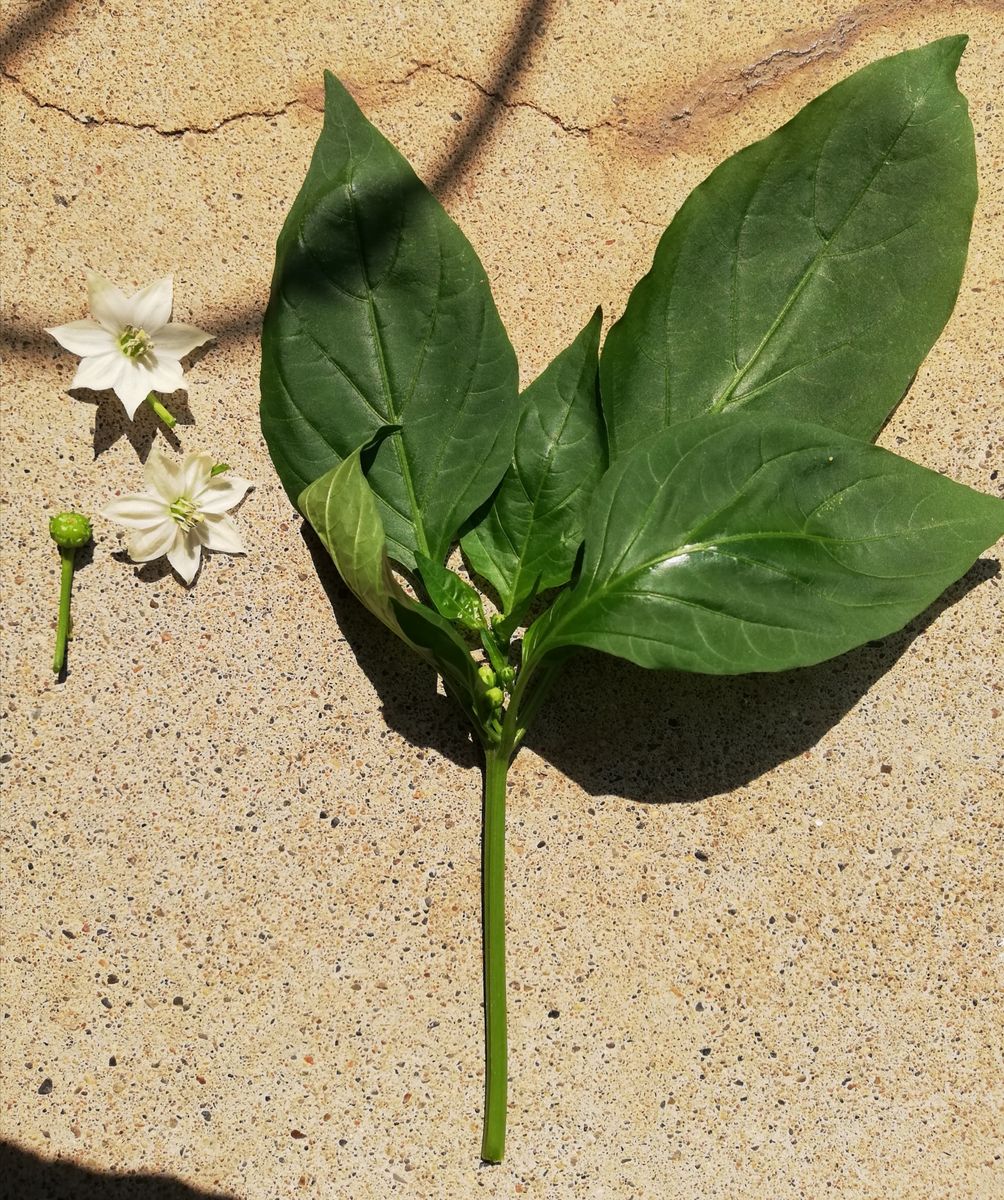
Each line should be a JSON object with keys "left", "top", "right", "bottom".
{"left": 345, "top": 174, "right": 431, "bottom": 558}
{"left": 538, "top": 519, "right": 967, "bottom": 653}
{"left": 709, "top": 92, "right": 926, "bottom": 414}
{"left": 505, "top": 366, "right": 588, "bottom": 607}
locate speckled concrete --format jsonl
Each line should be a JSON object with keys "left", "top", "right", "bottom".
{"left": 2, "top": 2, "right": 1003, "bottom": 1197}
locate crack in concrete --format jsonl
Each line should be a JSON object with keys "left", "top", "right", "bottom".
{"left": 2, "top": 1, "right": 984, "bottom": 147}
{"left": 383, "top": 60, "right": 618, "bottom": 137}
{"left": 1, "top": 67, "right": 313, "bottom": 135}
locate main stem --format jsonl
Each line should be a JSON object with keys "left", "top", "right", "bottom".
{"left": 52, "top": 548, "right": 75, "bottom": 673}
{"left": 480, "top": 744, "right": 510, "bottom": 1162}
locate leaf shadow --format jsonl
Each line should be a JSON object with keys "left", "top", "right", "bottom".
{"left": 87, "top": 390, "right": 193, "bottom": 461}
{"left": 523, "top": 559, "right": 1000, "bottom": 803}
{"left": 0, "top": 1139, "right": 235, "bottom": 1200}
{"left": 301, "top": 524, "right": 480, "bottom": 771}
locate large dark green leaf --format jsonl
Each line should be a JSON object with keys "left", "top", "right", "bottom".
{"left": 462, "top": 309, "right": 606, "bottom": 613}
{"left": 261, "top": 71, "right": 520, "bottom": 568}
{"left": 523, "top": 412, "right": 1004, "bottom": 675}
{"left": 299, "top": 448, "right": 487, "bottom": 721}
{"left": 600, "top": 37, "right": 977, "bottom": 458}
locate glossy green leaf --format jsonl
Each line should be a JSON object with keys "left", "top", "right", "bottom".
{"left": 462, "top": 309, "right": 606, "bottom": 612}
{"left": 261, "top": 71, "right": 520, "bottom": 568}
{"left": 299, "top": 448, "right": 486, "bottom": 720}
{"left": 416, "top": 552, "right": 486, "bottom": 631}
{"left": 524, "top": 412, "right": 1004, "bottom": 675}
{"left": 601, "top": 37, "right": 977, "bottom": 458}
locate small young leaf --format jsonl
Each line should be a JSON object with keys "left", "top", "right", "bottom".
{"left": 298, "top": 442, "right": 405, "bottom": 639}
{"left": 262, "top": 71, "right": 520, "bottom": 568}
{"left": 524, "top": 412, "right": 1004, "bottom": 675}
{"left": 601, "top": 37, "right": 977, "bottom": 457}
{"left": 416, "top": 552, "right": 486, "bottom": 630}
{"left": 462, "top": 309, "right": 606, "bottom": 612}
{"left": 299, "top": 447, "right": 487, "bottom": 722}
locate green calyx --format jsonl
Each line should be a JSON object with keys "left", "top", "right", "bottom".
{"left": 49, "top": 511, "right": 92, "bottom": 550}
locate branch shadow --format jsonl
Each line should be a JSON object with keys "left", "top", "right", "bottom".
{"left": 1, "top": 0, "right": 556, "bottom": 358}
{"left": 0, "top": 0, "right": 74, "bottom": 66}
{"left": 523, "top": 559, "right": 1000, "bottom": 803}
{"left": 423, "top": 0, "right": 554, "bottom": 196}
{"left": 0, "top": 1140, "right": 235, "bottom": 1200}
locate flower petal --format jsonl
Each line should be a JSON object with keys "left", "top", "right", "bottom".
{"left": 143, "top": 451, "right": 183, "bottom": 502}
{"left": 102, "top": 493, "right": 170, "bottom": 528}
{"left": 87, "top": 271, "right": 132, "bottom": 332}
{"left": 197, "top": 514, "right": 245, "bottom": 554}
{"left": 167, "top": 533, "right": 202, "bottom": 584}
{"left": 153, "top": 322, "right": 213, "bottom": 359}
{"left": 182, "top": 453, "right": 216, "bottom": 498}
{"left": 47, "top": 319, "right": 116, "bottom": 357}
{"left": 112, "top": 358, "right": 155, "bottom": 418}
{"left": 129, "top": 276, "right": 173, "bottom": 332}
{"left": 145, "top": 354, "right": 187, "bottom": 395}
{"left": 70, "top": 351, "right": 122, "bottom": 392}
{"left": 125, "top": 520, "right": 179, "bottom": 563}
{"left": 195, "top": 475, "right": 253, "bottom": 514}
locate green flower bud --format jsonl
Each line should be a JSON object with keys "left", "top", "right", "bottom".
{"left": 49, "top": 511, "right": 92, "bottom": 550}
{"left": 485, "top": 686, "right": 505, "bottom": 709}
{"left": 498, "top": 665, "right": 516, "bottom": 687}
{"left": 478, "top": 665, "right": 497, "bottom": 688}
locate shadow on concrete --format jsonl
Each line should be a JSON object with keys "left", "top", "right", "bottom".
{"left": 523, "top": 558, "right": 999, "bottom": 802}
{"left": 88, "top": 390, "right": 192, "bottom": 461}
{"left": 0, "top": 1140, "right": 235, "bottom": 1200}
{"left": 305, "top": 519, "right": 999, "bottom": 801}
{"left": 301, "top": 524, "right": 480, "bottom": 771}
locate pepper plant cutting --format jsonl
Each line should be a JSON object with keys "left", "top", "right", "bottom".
{"left": 260, "top": 37, "right": 1003, "bottom": 1161}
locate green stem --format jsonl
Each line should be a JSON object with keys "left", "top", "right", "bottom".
{"left": 476, "top": 654, "right": 565, "bottom": 1161}
{"left": 480, "top": 744, "right": 510, "bottom": 1162}
{"left": 145, "top": 393, "right": 177, "bottom": 428}
{"left": 52, "top": 548, "right": 75, "bottom": 673}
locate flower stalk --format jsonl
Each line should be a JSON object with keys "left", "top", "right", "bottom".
{"left": 146, "top": 393, "right": 177, "bottom": 428}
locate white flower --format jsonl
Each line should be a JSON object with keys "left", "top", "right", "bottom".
{"left": 47, "top": 271, "right": 212, "bottom": 419}
{"left": 103, "top": 452, "right": 252, "bottom": 585}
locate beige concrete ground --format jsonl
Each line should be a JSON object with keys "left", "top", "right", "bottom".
{"left": 2, "top": 2, "right": 1003, "bottom": 1197}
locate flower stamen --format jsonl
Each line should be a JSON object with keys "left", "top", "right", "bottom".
{"left": 117, "top": 324, "right": 153, "bottom": 360}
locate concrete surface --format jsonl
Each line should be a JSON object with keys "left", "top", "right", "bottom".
{"left": 2, "top": 2, "right": 1002, "bottom": 1197}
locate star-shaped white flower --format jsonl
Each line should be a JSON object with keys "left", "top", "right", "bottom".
{"left": 103, "top": 452, "right": 252, "bottom": 585}
{"left": 47, "top": 272, "right": 212, "bottom": 424}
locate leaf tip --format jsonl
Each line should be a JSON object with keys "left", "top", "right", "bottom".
{"left": 931, "top": 33, "right": 969, "bottom": 74}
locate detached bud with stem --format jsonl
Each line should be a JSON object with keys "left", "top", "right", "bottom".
{"left": 49, "top": 511, "right": 92, "bottom": 674}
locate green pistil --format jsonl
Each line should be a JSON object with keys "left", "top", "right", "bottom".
{"left": 117, "top": 325, "right": 152, "bottom": 359}
{"left": 169, "top": 496, "right": 202, "bottom": 530}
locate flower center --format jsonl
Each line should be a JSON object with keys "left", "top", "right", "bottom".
{"left": 118, "top": 325, "right": 153, "bottom": 359}
{"left": 169, "top": 496, "right": 203, "bottom": 530}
